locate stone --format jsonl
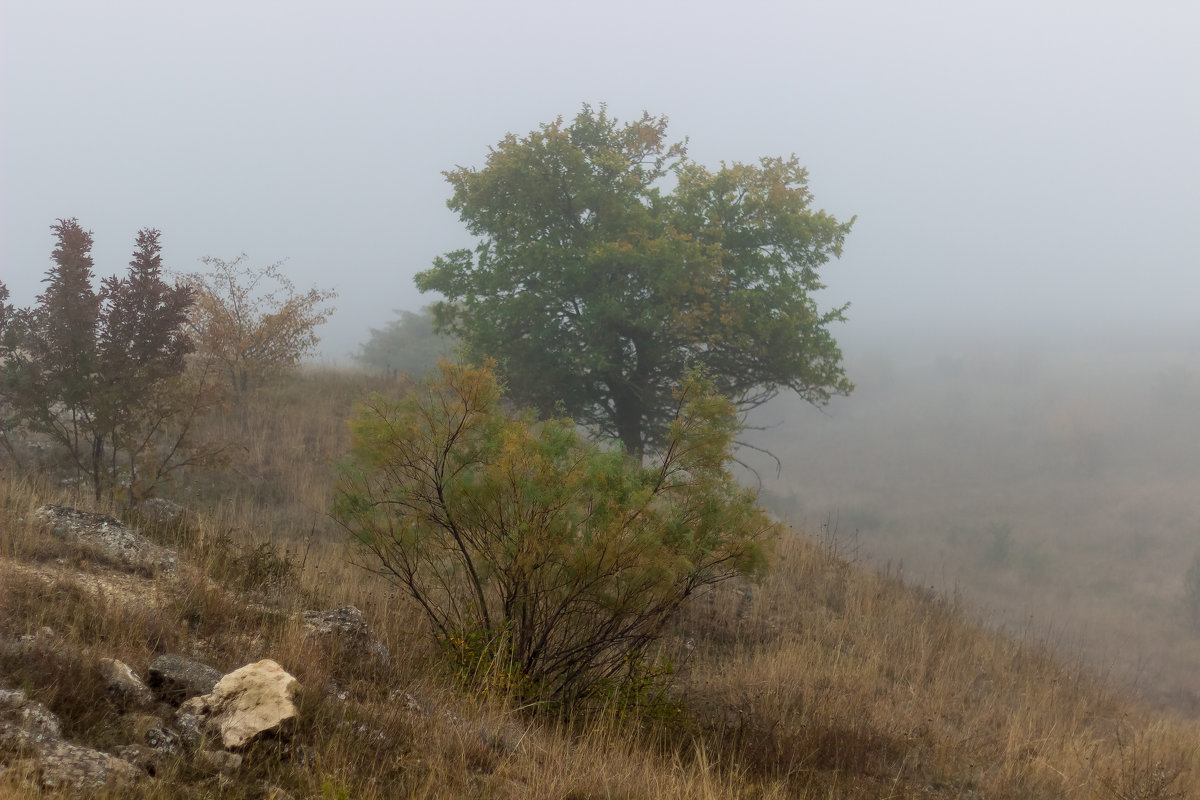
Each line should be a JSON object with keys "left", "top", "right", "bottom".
{"left": 119, "top": 713, "right": 181, "bottom": 755}
{"left": 301, "top": 605, "right": 388, "bottom": 664}
{"left": 148, "top": 653, "right": 223, "bottom": 705}
{"left": 0, "top": 688, "right": 142, "bottom": 791}
{"left": 0, "top": 688, "right": 61, "bottom": 744}
{"left": 99, "top": 658, "right": 155, "bottom": 710}
{"left": 29, "top": 738, "right": 141, "bottom": 791}
{"left": 33, "top": 504, "right": 179, "bottom": 576}
{"left": 187, "top": 660, "right": 300, "bottom": 749}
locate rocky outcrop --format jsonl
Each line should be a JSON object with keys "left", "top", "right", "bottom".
{"left": 148, "top": 653, "right": 223, "bottom": 705}
{"left": 180, "top": 659, "right": 300, "bottom": 749}
{"left": 99, "top": 658, "right": 155, "bottom": 711}
{"left": 0, "top": 688, "right": 141, "bottom": 792}
{"left": 302, "top": 605, "right": 388, "bottom": 664}
{"left": 33, "top": 504, "right": 179, "bottom": 576}
{"left": 0, "top": 688, "right": 60, "bottom": 744}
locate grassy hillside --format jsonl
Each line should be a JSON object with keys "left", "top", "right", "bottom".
{"left": 747, "top": 339, "right": 1200, "bottom": 713}
{"left": 1, "top": 367, "right": 1198, "bottom": 798}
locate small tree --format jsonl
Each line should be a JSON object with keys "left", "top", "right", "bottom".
{"left": 185, "top": 255, "right": 337, "bottom": 396}
{"left": 354, "top": 306, "right": 457, "bottom": 377}
{"left": 0, "top": 219, "right": 218, "bottom": 503}
{"left": 333, "top": 361, "right": 775, "bottom": 707}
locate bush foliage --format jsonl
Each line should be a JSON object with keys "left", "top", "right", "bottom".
{"left": 0, "top": 220, "right": 219, "bottom": 504}
{"left": 185, "top": 254, "right": 336, "bottom": 396}
{"left": 333, "top": 361, "right": 775, "bottom": 707}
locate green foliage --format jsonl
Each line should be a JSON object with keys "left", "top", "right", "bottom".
{"left": 418, "top": 103, "right": 854, "bottom": 458}
{"left": 0, "top": 220, "right": 213, "bottom": 504}
{"left": 355, "top": 306, "right": 456, "bottom": 376}
{"left": 333, "top": 360, "right": 775, "bottom": 707}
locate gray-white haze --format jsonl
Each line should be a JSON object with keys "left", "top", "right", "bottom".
{"left": 4, "top": 1, "right": 1197, "bottom": 361}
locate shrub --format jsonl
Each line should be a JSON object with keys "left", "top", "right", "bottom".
{"left": 0, "top": 220, "right": 221, "bottom": 505}
{"left": 333, "top": 361, "right": 775, "bottom": 708}
{"left": 184, "top": 254, "right": 336, "bottom": 396}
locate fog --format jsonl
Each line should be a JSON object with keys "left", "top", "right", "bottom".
{"left": 744, "top": 335, "right": 1200, "bottom": 710}
{"left": 4, "top": 2, "right": 1200, "bottom": 704}
{"left": 5, "top": 2, "right": 1197, "bottom": 355}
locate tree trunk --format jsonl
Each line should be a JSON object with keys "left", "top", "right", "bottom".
{"left": 91, "top": 435, "right": 104, "bottom": 502}
{"left": 609, "top": 382, "right": 645, "bottom": 463}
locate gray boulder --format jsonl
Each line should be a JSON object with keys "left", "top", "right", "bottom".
{"left": 302, "top": 605, "right": 388, "bottom": 664}
{"left": 0, "top": 688, "right": 141, "bottom": 792}
{"left": 148, "top": 654, "right": 223, "bottom": 705}
{"left": 0, "top": 688, "right": 60, "bottom": 744}
{"left": 33, "top": 504, "right": 179, "bottom": 576}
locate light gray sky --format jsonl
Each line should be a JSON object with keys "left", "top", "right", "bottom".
{"left": 3, "top": 0, "right": 1198, "bottom": 360}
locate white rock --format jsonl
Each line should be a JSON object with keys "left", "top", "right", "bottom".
{"left": 189, "top": 660, "right": 300, "bottom": 749}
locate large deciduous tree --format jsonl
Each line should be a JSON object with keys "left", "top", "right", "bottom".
{"left": 417, "top": 104, "right": 854, "bottom": 460}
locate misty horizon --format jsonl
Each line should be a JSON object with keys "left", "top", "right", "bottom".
{"left": 3, "top": 1, "right": 1197, "bottom": 363}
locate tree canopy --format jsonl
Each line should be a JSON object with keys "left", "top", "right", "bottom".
{"left": 0, "top": 219, "right": 212, "bottom": 503}
{"left": 417, "top": 104, "right": 854, "bottom": 459}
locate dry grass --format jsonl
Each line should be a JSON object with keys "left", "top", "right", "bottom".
{"left": 1, "top": 364, "right": 1198, "bottom": 797}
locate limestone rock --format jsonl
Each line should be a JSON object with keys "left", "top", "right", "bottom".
{"left": 0, "top": 688, "right": 61, "bottom": 744}
{"left": 187, "top": 660, "right": 300, "bottom": 749}
{"left": 0, "top": 688, "right": 141, "bottom": 792}
{"left": 148, "top": 653, "right": 223, "bottom": 705}
{"left": 100, "top": 658, "right": 155, "bottom": 710}
{"left": 301, "top": 605, "right": 388, "bottom": 664}
{"left": 33, "top": 504, "right": 179, "bottom": 576}
{"left": 29, "top": 738, "right": 141, "bottom": 792}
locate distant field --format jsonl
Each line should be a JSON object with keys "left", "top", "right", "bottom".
{"left": 747, "top": 335, "right": 1200, "bottom": 712}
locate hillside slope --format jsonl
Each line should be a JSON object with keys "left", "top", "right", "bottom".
{"left": 1, "top": 369, "right": 1197, "bottom": 798}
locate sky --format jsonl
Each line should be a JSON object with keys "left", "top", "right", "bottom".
{"left": 2, "top": 0, "right": 1198, "bottom": 361}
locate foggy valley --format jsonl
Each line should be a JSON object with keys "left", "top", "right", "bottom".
{"left": 3, "top": 1, "right": 1200, "bottom": 795}
{"left": 748, "top": 330, "right": 1200, "bottom": 710}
